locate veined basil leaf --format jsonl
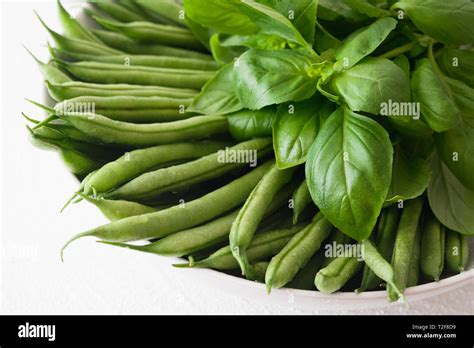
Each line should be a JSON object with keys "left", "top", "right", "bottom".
{"left": 411, "top": 59, "right": 461, "bottom": 132}
{"left": 235, "top": 0, "right": 314, "bottom": 51}
{"left": 183, "top": 0, "right": 258, "bottom": 35}
{"left": 273, "top": 94, "right": 334, "bottom": 169}
{"left": 435, "top": 78, "right": 474, "bottom": 190}
{"left": 385, "top": 144, "right": 431, "bottom": 205}
{"left": 258, "top": 0, "right": 317, "bottom": 44}
{"left": 305, "top": 107, "right": 393, "bottom": 240}
{"left": 318, "top": 0, "right": 366, "bottom": 21}
{"left": 392, "top": 54, "right": 410, "bottom": 80}
{"left": 392, "top": 0, "right": 474, "bottom": 44}
{"left": 334, "top": 17, "right": 397, "bottom": 70}
{"left": 228, "top": 107, "right": 277, "bottom": 141}
{"left": 221, "top": 34, "right": 288, "bottom": 50}
{"left": 330, "top": 57, "right": 410, "bottom": 115}
{"left": 187, "top": 64, "right": 242, "bottom": 115}
{"left": 428, "top": 152, "right": 474, "bottom": 235}
{"left": 234, "top": 49, "right": 319, "bottom": 110}
{"left": 437, "top": 48, "right": 474, "bottom": 89}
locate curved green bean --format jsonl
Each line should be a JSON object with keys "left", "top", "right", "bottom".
{"left": 175, "top": 224, "right": 306, "bottom": 270}
{"left": 388, "top": 198, "right": 423, "bottom": 302}
{"left": 94, "top": 16, "right": 204, "bottom": 50}
{"left": 79, "top": 194, "right": 158, "bottom": 221}
{"left": 56, "top": 60, "right": 215, "bottom": 89}
{"left": 230, "top": 162, "right": 296, "bottom": 278}
{"left": 50, "top": 47, "right": 218, "bottom": 70}
{"left": 82, "top": 141, "right": 228, "bottom": 195}
{"left": 61, "top": 161, "right": 273, "bottom": 257}
{"left": 361, "top": 239, "right": 404, "bottom": 301}
{"left": 46, "top": 81, "right": 198, "bottom": 101}
{"left": 291, "top": 179, "right": 313, "bottom": 224}
{"left": 315, "top": 255, "right": 363, "bottom": 294}
{"left": 445, "top": 229, "right": 469, "bottom": 273}
{"left": 59, "top": 148, "right": 103, "bottom": 176}
{"left": 55, "top": 95, "right": 194, "bottom": 123}
{"left": 265, "top": 212, "right": 332, "bottom": 292}
{"left": 359, "top": 206, "right": 400, "bottom": 292}
{"left": 56, "top": 113, "right": 228, "bottom": 147}
{"left": 106, "top": 138, "right": 272, "bottom": 201}
{"left": 26, "top": 48, "right": 71, "bottom": 84}
{"left": 421, "top": 215, "right": 445, "bottom": 281}
{"left": 92, "top": 29, "right": 213, "bottom": 60}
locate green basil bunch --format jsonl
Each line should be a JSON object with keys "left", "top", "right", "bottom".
{"left": 185, "top": 0, "right": 474, "bottom": 241}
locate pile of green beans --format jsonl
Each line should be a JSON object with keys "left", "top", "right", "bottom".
{"left": 23, "top": 1, "right": 470, "bottom": 304}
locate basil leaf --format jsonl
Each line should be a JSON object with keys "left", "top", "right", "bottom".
{"left": 221, "top": 34, "right": 288, "bottom": 50}
{"left": 183, "top": 0, "right": 258, "bottom": 35}
{"left": 334, "top": 17, "right": 397, "bottom": 70}
{"left": 258, "top": 0, "right": 317, "bottom": 44}
{"left": 385, "top": 145, "right": 431, "bottom": 205}
{"left": 313, "top": 21, "right": 341, "bottom": 54}
{"left": 392, "top": 0, "right": 474, "bottom": 44}
{"left": 228, "top": 107, "right": 277, "bottom": 141}
{"left": 305, "top": 107, "right": 393, "bottom": 240}
{"left": 411, "top": 59, "right": 461, "bottom": 132}
{"left": 428, "top": 152, "right": 474, "bottom": 235}
{"left": 437, "top": 48, "right": 474, "bottom": 89}
{"left": 234, "top": 49, "right": 319, "bottom": 110}
{"left": 330, "top": 57, "right": 410, "bottom": 115}
{"left": 387, "top": 115, "right": 433, "bottom": 138}
{"left": 392, "top": 54, "right": 410, "bottom": 80}
{"left": 187, "top": 64, "right": 242, "bottom": 115}
{"left": 210, "top": 34, "right": 246, "bottom": 65}
{"left": 273, "top": 95, "right": 333, "bottom": 169}
{"left": 435, "top": 78, "right": 474, "bottom": 190}
{"left": 318, "top": 0, "right": 366, "bottom": 21}
{"left": 345, "top": 0, "right": 392, "bottom": 17}
{"left": 235, "top": 0, "right": 314, "bottom": 51}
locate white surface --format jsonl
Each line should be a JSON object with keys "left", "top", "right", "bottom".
{"left": 1, "top": 1, "right": 473, "bottom": 315}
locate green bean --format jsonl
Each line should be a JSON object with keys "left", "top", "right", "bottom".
{"left": 287, "top": 252, "right": 323, "bottom": 290}
{"left": 175, "top": 224, "right": 306, "bottom": 270}
{"left": 37, "top": 14, "right": 120, "bottom": 56}
{"left": 79, "top": 194, "right": 158, "bottom": 221}
{"left": 55, "top": 60, "right": 214, "bottom": 89}
{"left": 106, "top": 138, "right": 272, "bottom": 201}
{"left": 57, "top": 0, "right": 102, "bottom": 43}
{"left": 359, "top": 206, "right": 400, "bottom": 292}
{"left": 92, "top": 29, "right": 213, "bottom": 60}
{"left": 252, "top": 262, "right": 270, "bottom": 283}
{"left": 49, "top": 47, "right": 218, "bottom": 70}
{"left": 99, "top": 181, "right": 298, "bottom": 257}
{"left": 61, "top": 161, "right": 273, "bottom": 257}
{"left": 135, "top": 0, "right": 186, "bottom": 28}
{"left": 321, "top": 229, "right": 352, "bottom": 267}
{"left": 421, "top": 215, "right": 445, "bottom": 281}
{"left": 46, "top": 81, "right": 198, "bottom": 102}
{"left": 291, "top": 179, "right": 313, "bottom": 224}
{"left": 28, "top": 125, "right": 121, "bottom": 162}
{"left": 25, "top": 48, "right": 71, "bottom": 84}
{"left": 406, "top": 225, "right": 422, "bottom": 287}
{"left": 94, "top": 16, "right": 204, "bottom": 51}
{"left": 314, "top": 255, "right": 363, "bottom": 294}
{"left": 230, "top": 162, "right": 296, "bottom": 278}
{"left": 445, "top": 229, "right": 469, "bottom": 273}
{"left": 59, "top": 148, "right": 103, "bottom": 176}
{"left": 361, "top": 240, "right": 404, "bottom": 301}
{"left": 82, "top": 141, "right": 228, "bottom": 195}
{"left": 387, "top": 198, "right": 423, "bottom": 302}
{"left": 265, "top": 212, "right": 332, "bottom": 291}
{"left": 55, "top": 113, "right": 228, "bottom": 147}
{"left": 55, "top": 95, "right": 194, "bottom": 123}
{"left": 92, "top": 0, "right": 149, "bottom": 23}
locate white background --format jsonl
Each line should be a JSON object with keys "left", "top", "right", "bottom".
{"left": 1, "top": 0, "right": 472, "bottom": 315}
